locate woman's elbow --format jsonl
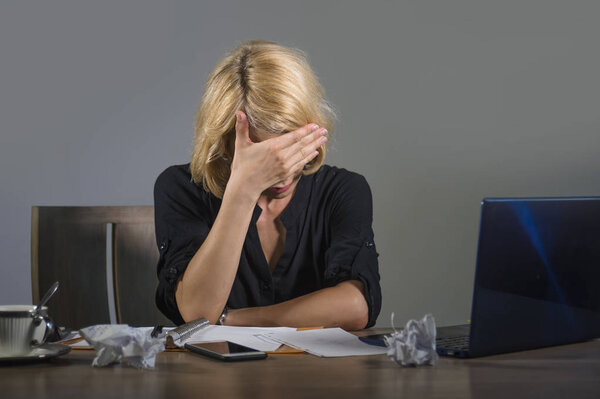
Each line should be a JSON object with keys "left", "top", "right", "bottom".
{"left": 345, "top": 293, "right": 369, "bottom": 331}
{"left": 177, "top": 301, "right": 221, "bottom": 325}
{"left": 338, "top": 281, "right": 369, "bottom": 330}
{"left": 175, "top": 279, "right": 221, "bottom": 324}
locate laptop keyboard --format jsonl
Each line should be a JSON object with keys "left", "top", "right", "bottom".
{"left": 436, "top": 335, "right": 470, "bottom": 350}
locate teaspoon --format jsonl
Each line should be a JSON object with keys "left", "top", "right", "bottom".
{"left": 34, "top": 281, "right": 59, "bottom": 314}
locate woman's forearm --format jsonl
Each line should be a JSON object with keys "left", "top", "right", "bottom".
{"left": 175, "top": 177, "right": 258, "bottom": 324}
{"left": 225, "top": 280, "right": 369, "bottom": 331}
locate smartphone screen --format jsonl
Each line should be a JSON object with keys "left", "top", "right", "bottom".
{"left": 185, "top": 341, "right": 267, "bottom": 361}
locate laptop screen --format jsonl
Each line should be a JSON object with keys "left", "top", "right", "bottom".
{"left": 468, "top": 197, "right": 600, "bottom": 356}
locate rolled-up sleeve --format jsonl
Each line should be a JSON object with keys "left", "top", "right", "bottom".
{"left": 323, "top": 173, "right": 382, "bottom": 328}
{"left": 154, "top": 166, "right": 211, "bottom": 325}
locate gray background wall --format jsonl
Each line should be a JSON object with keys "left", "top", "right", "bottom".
{"left": 1, "top": 1, "right": 599, "bottom": 327}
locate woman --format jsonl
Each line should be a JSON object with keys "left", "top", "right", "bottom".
{"left": 155, "top": 40, "right": 381, "bottom": 330}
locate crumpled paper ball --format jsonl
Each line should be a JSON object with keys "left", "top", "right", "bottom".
{"left": 79, "top": 325, "right": 165, "bottom": 369}
{"left": 383, "top": 313, "right": 439, "bottom": 367}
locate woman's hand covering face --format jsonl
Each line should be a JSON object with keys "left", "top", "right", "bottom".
{"left": 230, "top": 111, "right": 328, "bottom": 198}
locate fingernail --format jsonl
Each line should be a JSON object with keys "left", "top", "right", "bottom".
{"left": 320, "top": 137, "right": 328, "bottom": 144}
{"left": 320, "top": 128, "right": 328, "bottom": 136}
{"left": 310, "top": 124, "right": 319, "bottom": 131}
{"left": 236, "top": 114, "right": 241, "bottom": 122}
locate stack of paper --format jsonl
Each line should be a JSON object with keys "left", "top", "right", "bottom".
{"left": 182, "top": 325, "right": 387, "bottom": 357}
{"left": 180, "top": 325, "right": 295, "bottom": 352}
{"left": 260, "top": 328, "right": 388, "bottom": 357}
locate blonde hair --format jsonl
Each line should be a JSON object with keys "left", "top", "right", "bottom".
{"left": 190, "top": 40, "right": 335, "bottom": 198}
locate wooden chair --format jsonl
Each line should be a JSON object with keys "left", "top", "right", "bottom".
{"left": 31, "top": 206, "right": 172, "bottom": 329}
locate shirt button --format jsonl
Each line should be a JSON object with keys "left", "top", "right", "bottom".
{"left": 261, "top": 281, "right": 271, "bottom": 291}
{"left": 159, "top": 242, "right": 167, "bottom": 251}
{"left": 168, "top": 267, "right": 177, "bottom": 275}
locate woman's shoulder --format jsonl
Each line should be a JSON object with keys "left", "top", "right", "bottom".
{"left": 156, "top": 163, "right": 191, "bottom": 184}
{"left": 154, "top": 163, "right": 212, "bottom": 200}
{"left": 312, "top": 164, "right": 371, "bottom": 191}
{"left": 306, "top": 165, "right": 373, "bottom": 205}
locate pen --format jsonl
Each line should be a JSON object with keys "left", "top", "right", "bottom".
{"left": 150, "top": 325, "right": 164, "bottom": 338}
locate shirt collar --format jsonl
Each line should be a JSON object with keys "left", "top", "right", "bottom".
{"left": 249, "top": 174, "right": 313, "bottom": 227}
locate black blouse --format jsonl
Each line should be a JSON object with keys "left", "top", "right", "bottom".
{"left": 154, "top": 164, "right": 382, "bottom": 327}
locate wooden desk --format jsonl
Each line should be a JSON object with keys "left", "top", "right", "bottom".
{"left": 1, "top": 331, "right": 599, "bottom": 399}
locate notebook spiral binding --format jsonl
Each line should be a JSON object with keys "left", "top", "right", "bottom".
{"left": 165, "top": 317, "right": 210, "bottom": 348}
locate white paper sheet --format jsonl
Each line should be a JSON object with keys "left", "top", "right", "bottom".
{"left": 180, "top": 325, "right": 295, "bottom": 352}
{"left": 71, "top": 340, "right": 92, "bottom": 348}
{"left": 56, "top": 331, "right": 81, "bottom": 342}
{"left": 264, "top": 328, "right": 388, "bottom": 357}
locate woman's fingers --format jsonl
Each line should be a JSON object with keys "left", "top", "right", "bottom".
{"left": 275, "top": 123, "right": 321, "bottom": 149}
{"left": 282, "top": 127, "right": 327, "bottom": 168}
{"left": 235, "top": 111, "right": 251, "bottom": 147}
{"left": 295, "top": 127, "right": 328, "bottom": 150}
{"left": 298, "top": 150, "right": 320, "bottom": 169}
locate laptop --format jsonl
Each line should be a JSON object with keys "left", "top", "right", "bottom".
{"left": 436, "top": 197, "right": 600, "bottom": 358}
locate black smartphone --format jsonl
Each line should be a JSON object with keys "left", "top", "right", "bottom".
{"left": 358, "top": 333, "right": 389, "bottom": 347}
{"left": 185, "top": 341, "right": 268, "bottom": 361}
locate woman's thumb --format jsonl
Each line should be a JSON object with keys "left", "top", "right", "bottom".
{"left": 235, "top": 111, "right": 250, "bottom": 144}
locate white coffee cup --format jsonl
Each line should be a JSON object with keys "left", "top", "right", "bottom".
{"left": 0, "top": 305, "right": 52, "bottom": 356}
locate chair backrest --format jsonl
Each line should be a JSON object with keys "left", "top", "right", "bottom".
{"left": 31, "top": 206, "right": 172, "bottom": 329}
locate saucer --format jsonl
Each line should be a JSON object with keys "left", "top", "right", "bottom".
{"left": 0, "top": 343, "right": 71, "bottom": 364}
